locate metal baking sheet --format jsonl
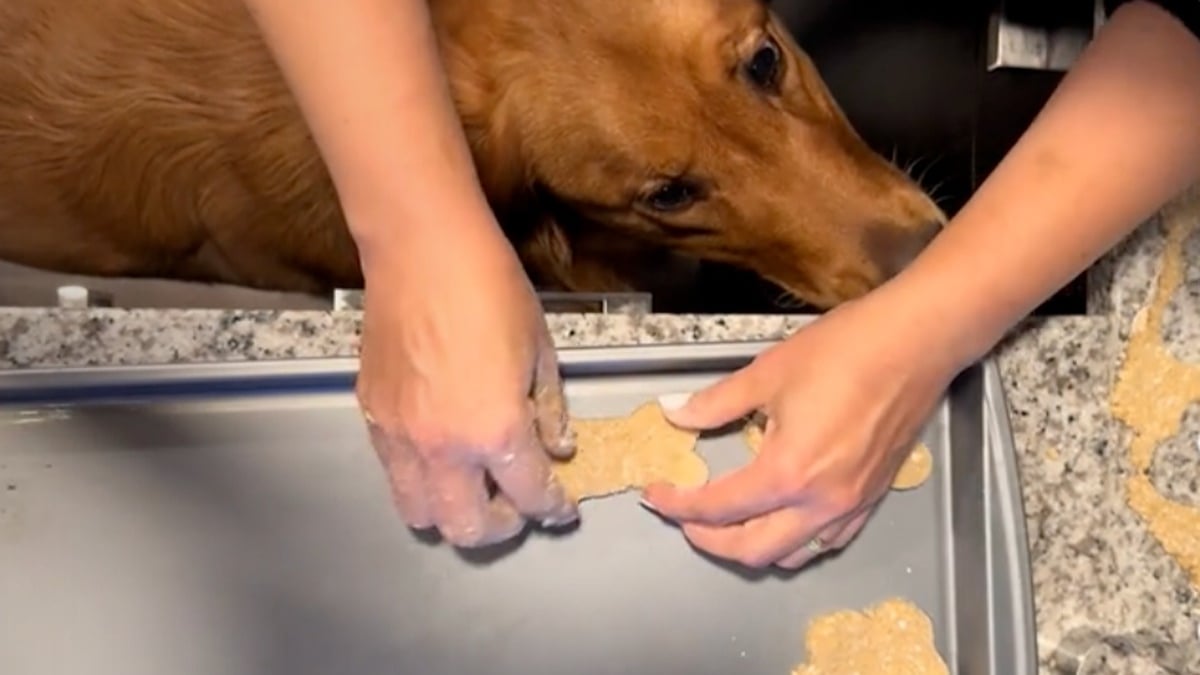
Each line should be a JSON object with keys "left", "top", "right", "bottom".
{"left": 0, "top": 341, "right": 1036, "bottom": 675}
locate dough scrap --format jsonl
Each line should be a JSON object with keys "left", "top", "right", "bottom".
{"left": 890, "top": 443, "right": 934, "bottom": 491}
{"left": 552, "top": 402, "right": 706, "bottom": 502}
{"left": 791, "top": 598, "right": 948, "bottom": 675}
{"left": 1108, "top": 188, "right": 1200, "bottom": 587}
{"left": 741, "top": 416, "right": 933, "bottom": 491}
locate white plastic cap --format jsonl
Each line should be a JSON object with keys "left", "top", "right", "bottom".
{"left": 56, "top": 285, "right": 89, "bottom": 309}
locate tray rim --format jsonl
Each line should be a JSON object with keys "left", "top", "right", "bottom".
{"left": 0, "top": 341, "right": 773, "bottom": 386}
{"left": 982, "top": 355, "right": 1039, "bottom": 674}
{"left": 0, "top": 339, "right": 1037, "bottom": 673}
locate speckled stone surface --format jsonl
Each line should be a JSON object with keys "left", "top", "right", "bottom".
{"left": 999, "top": 316, "right": 1200, "bottom": 674}
{"left": 1073, "top": 186, "right": 1200, "bottom": 675}
{"left": 4, "top": 193, "right": 1200, "bottom": 674}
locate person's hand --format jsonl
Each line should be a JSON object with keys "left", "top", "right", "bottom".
{"left": 641, "top": 297, "right": 969, "bottom": 569}
{"left": 354, "top": 223, "right": 578, "bottom": 548}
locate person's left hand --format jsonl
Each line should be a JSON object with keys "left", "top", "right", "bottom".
{"left": 640, "top": 298, "right": 969, "bottom": 570}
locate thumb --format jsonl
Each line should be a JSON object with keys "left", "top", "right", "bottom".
{"left": 658, "top": 364, "right": 763, "bottom": 431}
{"left": 531, "top": 326, "right": 575, "bottom": 460}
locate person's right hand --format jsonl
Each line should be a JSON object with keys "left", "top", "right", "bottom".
{"left": 354, "top": 220, "right": 579, "bottom": 548}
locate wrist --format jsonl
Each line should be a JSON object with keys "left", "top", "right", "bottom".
{"left": 350, "top": 194, "right": 514, "bottom": 279}
{"left": 867, "top": 267, "right": 1016, "bottom": 372}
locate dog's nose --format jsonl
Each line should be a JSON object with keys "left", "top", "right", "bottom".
{"left": 865, "top": 219, "right": 943, "bottom": 280}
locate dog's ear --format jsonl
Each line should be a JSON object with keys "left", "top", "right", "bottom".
{"left": 438, "top": 41, "right": 529, "bottom": 209}
{"left": 517, "top": 216, "right": 575, "bottom": 290}
{"left": 465, "top": 102, "right": 529, "bottom": 211}
{"left": 516, "top": 213, "right": 638, "bottom": 293}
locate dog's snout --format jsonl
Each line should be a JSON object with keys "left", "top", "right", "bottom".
{"left": 865, "top": 219, "right": 942, "bottom": 281}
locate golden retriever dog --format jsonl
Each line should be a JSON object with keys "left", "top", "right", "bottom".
{"left": 0, "top": 0, "right": 945, "bottom": 310}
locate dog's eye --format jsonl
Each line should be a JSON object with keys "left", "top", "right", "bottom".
{"left": 643, "top": 180, "right": 698, "bottom": 212}
{"left": 745, "top": 37, "right": 782, "bottom": 91}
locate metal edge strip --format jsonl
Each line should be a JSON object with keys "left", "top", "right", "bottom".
{"left": 984, "top": 360, "right": 1040, "bottom": 674}
{"left": 947, "top": 362, "right": 990, "bottom": 674}
{"left": 0, "top": 341, "right": 777, "bottom": 406}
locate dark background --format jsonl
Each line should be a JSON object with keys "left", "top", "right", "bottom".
{"left": 662, "top": 0, "right": 1098, "bottom": 315}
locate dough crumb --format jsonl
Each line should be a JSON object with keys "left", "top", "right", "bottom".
{"left": 552, "top": 402, "right": 707, "bottom": 502}
{"left": 791, "top": 598, "right": 948, "bottom": 675}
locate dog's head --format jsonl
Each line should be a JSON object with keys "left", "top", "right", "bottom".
{"left": 443, "top": 0, "right": 945, "bottom": 309}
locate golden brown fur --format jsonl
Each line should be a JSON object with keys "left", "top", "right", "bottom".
{"left": 0, "top": 0, "right": 945, "bottom": 309}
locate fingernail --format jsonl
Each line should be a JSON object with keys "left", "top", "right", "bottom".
{"left": 657, "top": 392, "right": 692, "bottom": 412}
{"left": 541, "top": 512, "right": 579, "bottom": 528}
{"left": 638, "top": 498, "right": 660, "bottom": 514}
{"left": 556, "top": 428, "right": 577, "bottom": 452}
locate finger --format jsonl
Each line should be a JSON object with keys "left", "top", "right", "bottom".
{"left": 370, "top": 426, "right": 434, "bottom": 529}
{"left": 658, "top": 361, "right": 766, "bottom": 432}
{"left": 532, "top": 331, "right": 575, "bottom": 460}
{"left": 426, "top": 458, "right": 524, "bottom": 547}
{"left": 471, "top": 494, "right": 530, "bottom": 547}
{"left": 485, "top": 422, "right": 579, "bottom": 527}
{"left": 641, "top": 454, "right": 792, "bottom": 526}
{"left": 679, "top": 505, "right": 824, "bottom": 569}
{"left": 775, "top": 508, "right": 871, "bottom": 570}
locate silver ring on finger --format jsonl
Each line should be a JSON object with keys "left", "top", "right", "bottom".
{"left": 806, "top": 536, "right": 825, "bottom": 554}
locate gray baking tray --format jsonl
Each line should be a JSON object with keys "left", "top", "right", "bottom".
{"left": 0, "top": 341, "right": 1036, "bottom": 675}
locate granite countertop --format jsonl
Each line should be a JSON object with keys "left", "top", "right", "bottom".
{"left": 4, "top": 194, "right": 1200, "bottom": 673}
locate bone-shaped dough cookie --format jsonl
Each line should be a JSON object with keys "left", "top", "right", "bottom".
{"left": 791, "top": 598, "right": 949, "bottom": 675}
{"left": 742, "top": 415, "right": 933, "bottom": 491}
{"left": 552, "top": 402, "right": 707, "bottom": 502}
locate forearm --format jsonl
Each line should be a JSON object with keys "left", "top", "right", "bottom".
{"left": 883, "top": 0, "right": 1200, "bottom": 366}
{"left": 242, "top": 0, "right": 503, "bottom": 267}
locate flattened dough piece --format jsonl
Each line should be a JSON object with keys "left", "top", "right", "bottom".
{"left": 741, "top": 416, "right": 933, "bottom": 491}
{"left": 552, "top": 402, "right": 706, "bottom": 502}
{"left": 890, "top": 443, "right": 933, "bottom": 491}
{"left": 743, "top": 416, "right": 766, "bottom": 453}
{"left": 791, "top": 598, "right": 948, "bottom": 675}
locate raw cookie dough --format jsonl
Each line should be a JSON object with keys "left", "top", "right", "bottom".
{"left": 741, "top": 416, "right": 934, "bottom": 491}
{"left": 1108, "top": 191, "right": 1200, "bottom": 587}
{"left": 889, "top": 443, "right": 934, "bottom": 491}
{"left": 552, "top": 402, "right": 707, "bottom": 502}
{"left": 791, "top": 598, "right": 949, "bottom": 675}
